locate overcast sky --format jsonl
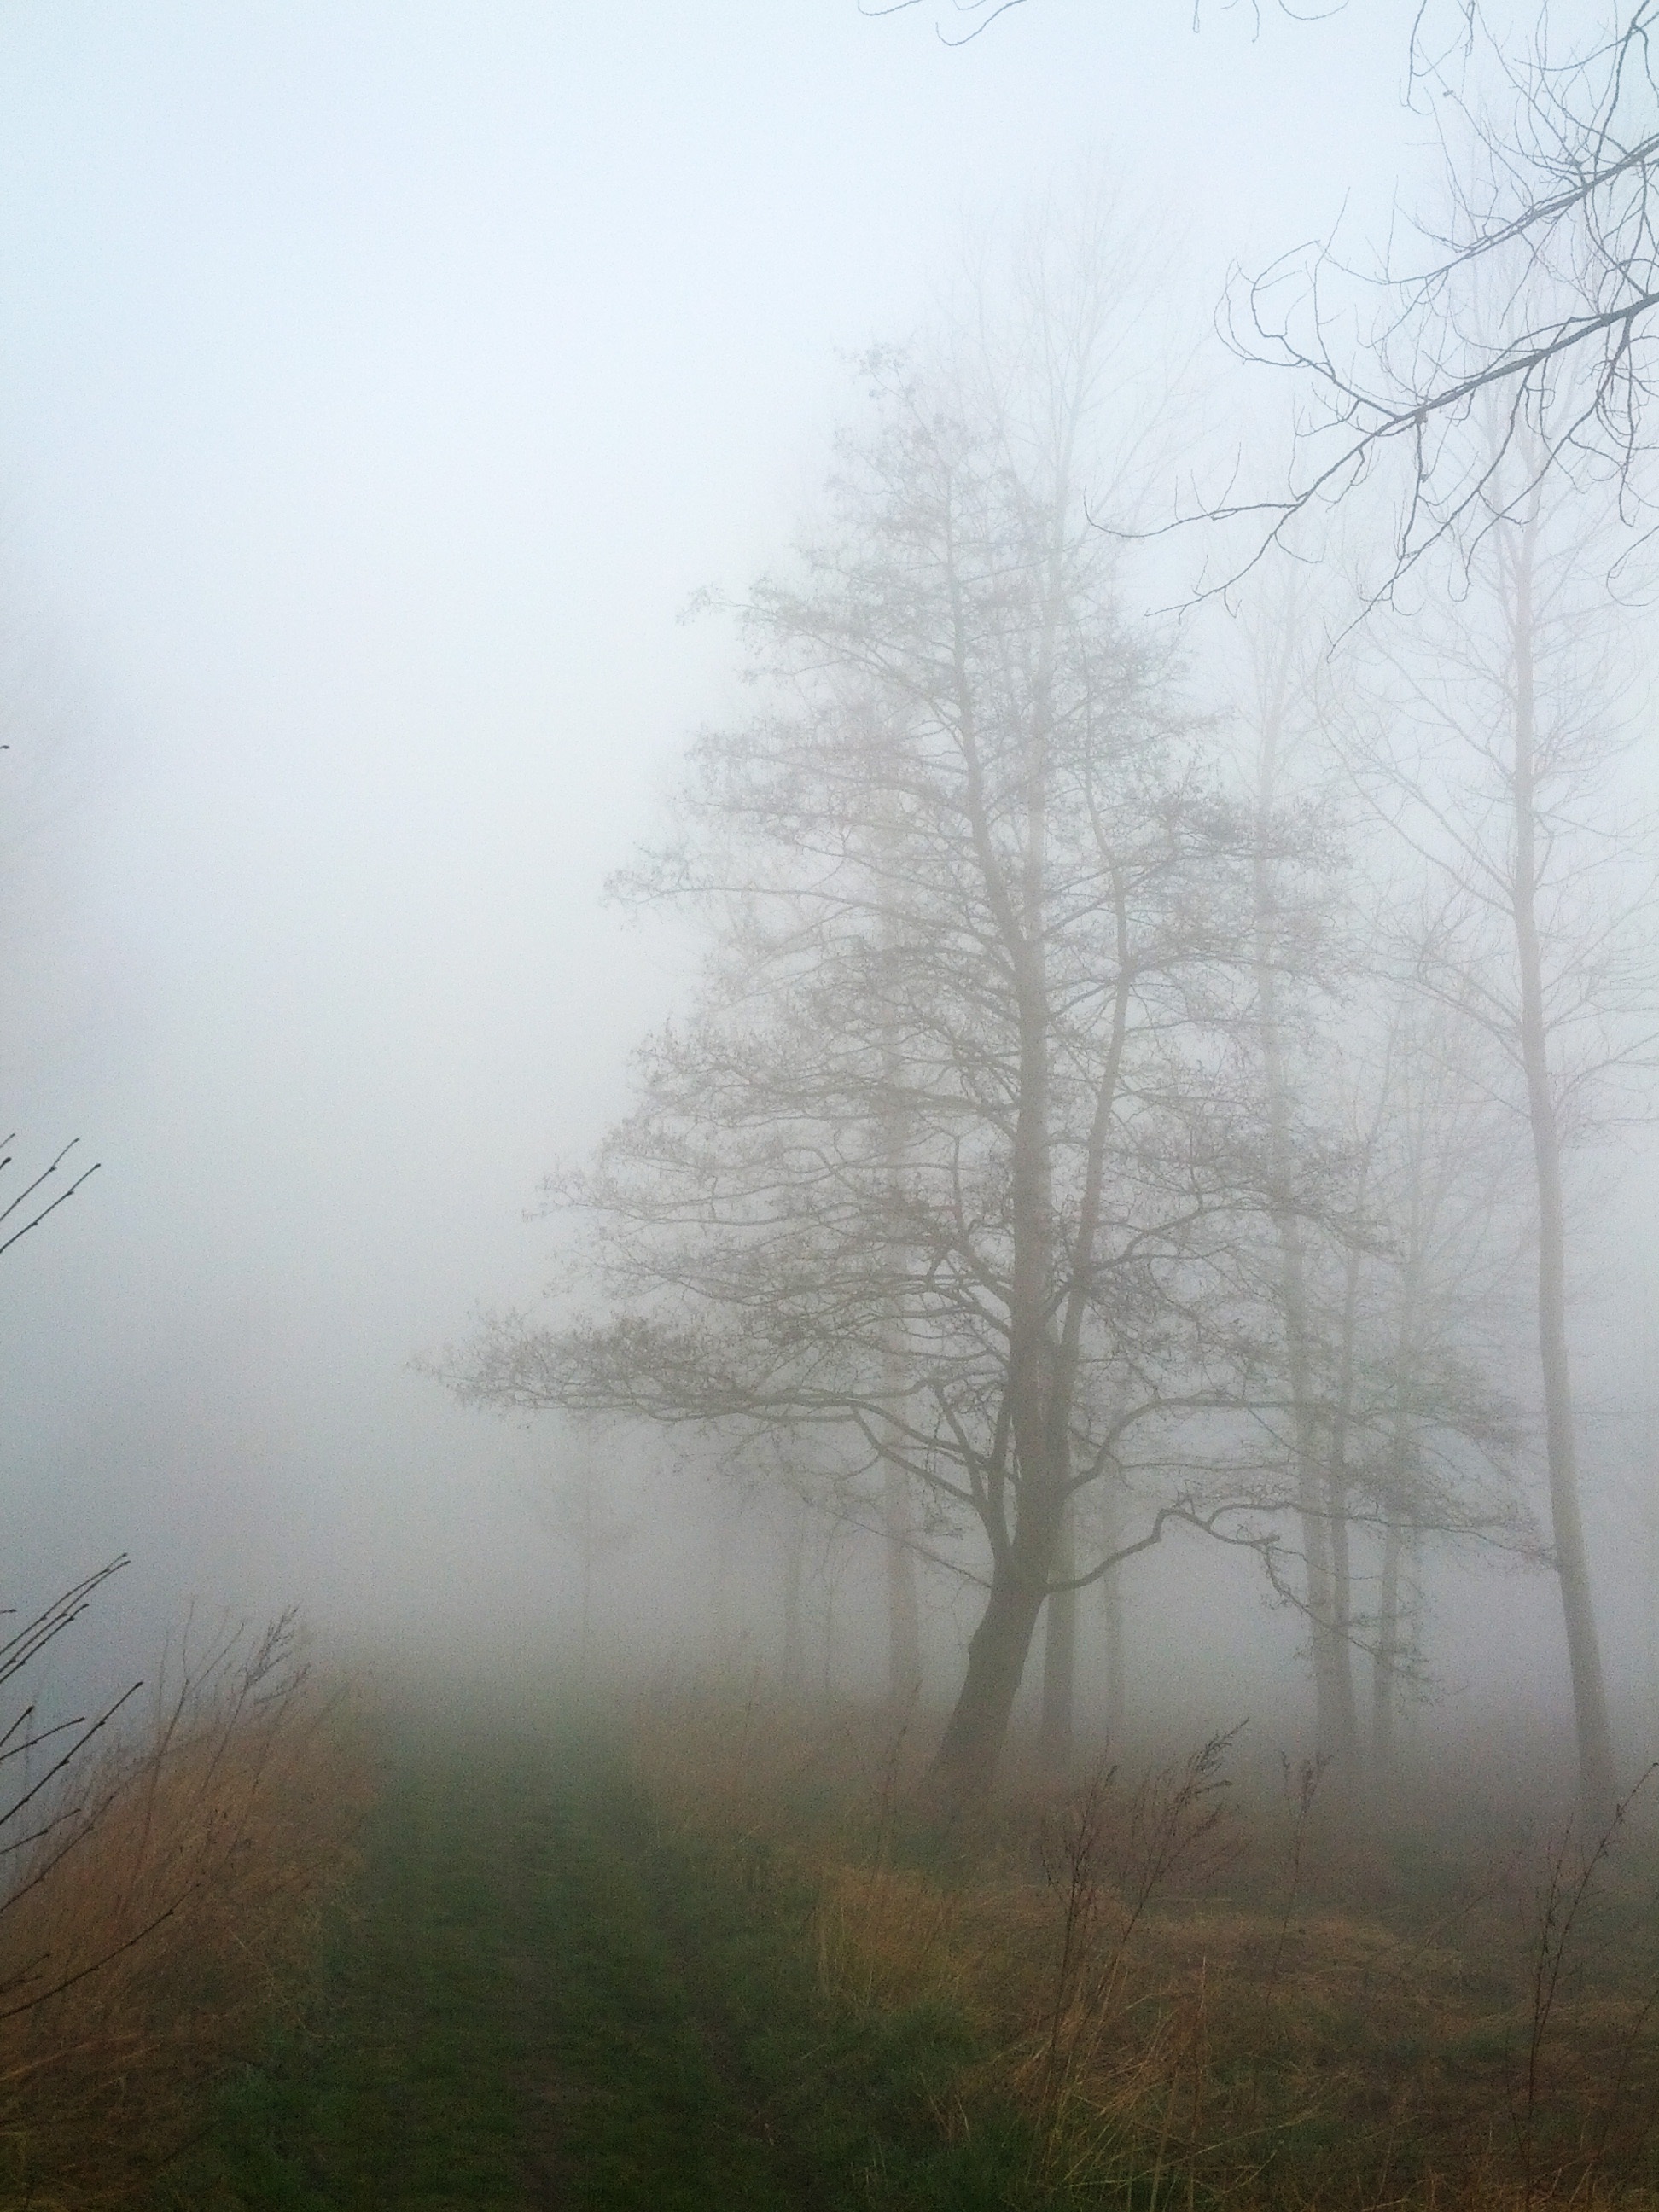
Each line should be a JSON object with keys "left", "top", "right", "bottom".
{"left": 8, "top": 0, "right": 1626, "bottom": 1731}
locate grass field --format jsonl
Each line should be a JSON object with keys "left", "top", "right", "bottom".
{"left": 164, "top": 1716, "right": 1041, "bottom": 2210}
{"left": 150, "top": 1696, "right": 1659, "bottom": 2211}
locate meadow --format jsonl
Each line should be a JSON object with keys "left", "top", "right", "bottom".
{"left": 0, "top": 1663, "right": 1637, "bottom": 2212}
{"left": 5, "top": 1666, "right": 1644, "bottom": 2211}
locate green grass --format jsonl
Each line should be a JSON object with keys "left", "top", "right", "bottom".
{"left": 156, "top": 1740, "right": 544, "bottom": 2211}
{"left": 159, "top": 1721, "right": 1047, "bottom": 2211}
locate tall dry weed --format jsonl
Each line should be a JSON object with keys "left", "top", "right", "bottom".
{"left": 626, "top": 1688, "right": 1659, "bottom": 2210}
{"left": 0, "top": 1606, "right": 370, "bottom": 2210}
{"left": 1022, "top": 1732, "right": 1239, "bottom": 2180}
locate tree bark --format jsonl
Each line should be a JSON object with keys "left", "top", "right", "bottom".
{"left": 927, "top": 1557, "right": 1049, "bottom": 1807}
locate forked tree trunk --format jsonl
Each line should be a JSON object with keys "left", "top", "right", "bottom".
{"left": 924, "top": 552, "right": 1063, "bottom": 1807}
{"left": 918, "top": 341, "right": 1114, "bottom": 1819}
{"left": 923, "top": 783, "right": 1067, "bottom": 1808}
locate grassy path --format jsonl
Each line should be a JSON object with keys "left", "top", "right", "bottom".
{"left": 164, "top": 1726, "right": 1033, "bottom": 2212}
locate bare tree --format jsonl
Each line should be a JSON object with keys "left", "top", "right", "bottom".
{"left": 438, "top": 202, "right": 1301, "bottom": 1810}
{"left": 1246, "top": 613, "right": 1359, "bottom": 1766}
{"left": 1235, "top": 590, "right": 1540, "bottom": 1792}
{"left": 875, "top": 2, "right": 1659, "bottom": 590}
{"left": 1341, "top": 445, "right": 1655, "bottom": 1824}
{"left": 1209, "top": 11, "right": 1659, "bottom": 598}
{"left": 1358, "top": 988, "right": 1528, "bottom": 1790}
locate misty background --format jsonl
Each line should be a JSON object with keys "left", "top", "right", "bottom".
{"left": 2, "top": 0, "right": 1650, "bottom": 1761}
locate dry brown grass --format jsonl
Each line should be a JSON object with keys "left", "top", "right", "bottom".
{"left": 0, "top": 1610, "right": 371, "bottom": 2211}
{"left": 623, "top": 1687, "right": 1659, "bottom": 2211}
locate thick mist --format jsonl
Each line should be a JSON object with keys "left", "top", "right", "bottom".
{"left": 3, "top": 0, "right": 1656, "bottom": 1816}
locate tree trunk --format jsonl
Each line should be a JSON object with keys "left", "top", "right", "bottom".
{"left": 883, "top": 1459, "right": 923, "bottom": 1705}
{"left": 922, "top": 367, "right": 1085, "bottom": 1816}
{"left": 820, "top": 1559, "right": 839, "bottom": 1703}
{"left": 927, "top": 1557, "right": 1048, "bottom": 1809}
{"left": 876, "top": 837, "right": 923, "bottom": 1712}
{"left": 921, "top": 876, "right": 1067, "bottom": 1809}
{"left": 1506, "top": 504, "right": 1617, "bottom": 1831}
{"left": 1325, "top": 1237, "right": 1365, "bottom": 1784}
{"left": 781, "top": 1496, "right": 806, "bottom": 1697}
{"left": 1101, "top": 1480, "right": 1127, "bottom": 1745}
{"left": 1372, "top": 1336, "right": 1415, "bottom": 1796}
{"left": 1254, "top": 691, "right": 1354, "bottom": 1766}
{"left": 1373, "top": 1511, "right": 1404, "bottom": 1790}
{"left": 1038, "top": 1501, "right": 1077, "bottom": 1773}
{"left": 1325, "top": 1493, "right": 1358, "bottom": 1761}
{"left": 1372, "top": 1236, "right": 1426, "bottom": 1798}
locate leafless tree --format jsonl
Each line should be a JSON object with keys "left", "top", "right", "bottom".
{"left": 1339, "top": 440, "right": 1656, "bottom": 1825}
{"left": 1246, "top": 607, "right": 1361, "bottom": 1763}
{"left": 1207, "top": 6, "right": 1659, "bottom": 597}
{"left": 1240, "top": 600, "right": 1533, "bottom": 1792}
{"left": 1356, "top": 987, "right": 1530, "bottom": 1790}
{"left": 877, "top": 2, "right": 1659, "bottom": 593}
{"left": 438, "top": 202, "right": 1313, "bottom": 1810}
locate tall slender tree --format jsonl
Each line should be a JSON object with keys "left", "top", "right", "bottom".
{"left": 1237, "top": 593, "right": 1537, "bottom": 1791}
{"left": 1358, "top": 991, "right": 1524, "bottom": 1789}
{"left": 1350, "top": 453, "right": 1655, "bottom": 1824}
{"left": 1246, "top": 615, "right": 1358, "bottom": 1766}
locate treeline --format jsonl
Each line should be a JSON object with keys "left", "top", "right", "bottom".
{"left": 440, "top": 184, "right": 1656, "bottom": 1825}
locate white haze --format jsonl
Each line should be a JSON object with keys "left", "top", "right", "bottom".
{"left": 0, "top": 0, "right": 1650, "bottom": 1762}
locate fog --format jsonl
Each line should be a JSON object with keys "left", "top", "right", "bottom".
{"left": 3, "top": 0, "right": 1656, "bottom": 1806}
